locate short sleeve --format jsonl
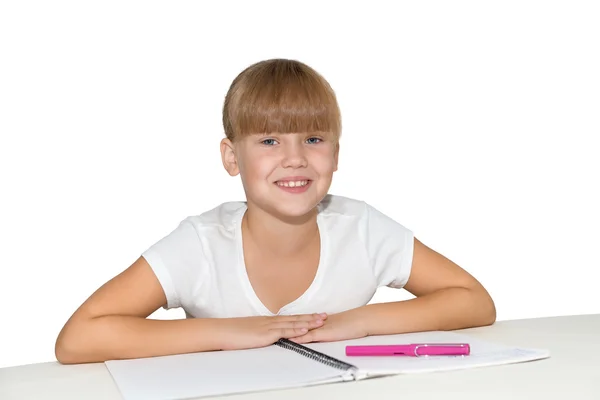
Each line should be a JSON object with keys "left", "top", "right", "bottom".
{"left": 363, "top": 202, "right": 414, "bottom": 289}
{"left": 141, "top": 219, "right": 207, "bottom": 310}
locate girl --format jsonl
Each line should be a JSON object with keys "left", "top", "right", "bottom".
{"left": 55, "top": 58, "right": 495, "bottom": 364}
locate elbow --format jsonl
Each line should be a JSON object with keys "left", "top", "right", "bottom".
{"left": 55, "top": 339, "right": 76, "bottom": 365}
{"left": 481, "top": 302, "right": 496, "bottom": 327}
{"left": 55, "top": 348, "right": 76, "bottom": 365}
{"left": 55, "top": 338, "right": 97, "bottom": 365}
{"left": 55, "top": 317, "right": 119, "bottom": 364}
{"left": 475, "top": 288, "right": 496, "bottom": 327}
{"left": 55, "top": 322, "right": 94, "bottom": 365}
{"left": 450, "top": 286, "right": 496, "bottom": 330}
{"left": 55, "top": 331, "right": 82, "bottom": 365}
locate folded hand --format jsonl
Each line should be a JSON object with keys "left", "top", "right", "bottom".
{"left": 289, "top": 309, "right": 368, "bottom": 344}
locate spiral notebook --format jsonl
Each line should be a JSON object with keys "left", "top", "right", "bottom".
{"left": 105, "top": 331, "right": 550, "bottom": 400}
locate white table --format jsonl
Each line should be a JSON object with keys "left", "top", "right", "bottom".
{"left": 1, "top": 314, "right": 599, "bottom": 400}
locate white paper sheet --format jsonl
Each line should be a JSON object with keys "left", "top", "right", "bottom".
{"left": 105, "top": 331, "right": 550, "bottom": 400}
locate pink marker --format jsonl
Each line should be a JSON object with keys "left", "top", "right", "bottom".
{"left": 346, "top": 343, "right": 470, "bottom": 357}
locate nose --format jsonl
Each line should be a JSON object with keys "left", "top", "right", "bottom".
{"left": 281, "top": 141, "right": 308, "bottom": 169}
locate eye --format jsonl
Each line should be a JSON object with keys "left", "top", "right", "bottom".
{"left": 260, "top": 138, "right": 277, "bottom": 146}
{"left": 306, "top": 137, "right": 322, "bottom": 144}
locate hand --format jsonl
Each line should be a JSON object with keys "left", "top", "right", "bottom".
{"left": 289, "top": 309, "right": 368, "bottom": 344}
{"left": 216, "top": 313, "right": 328, "bottom": 351}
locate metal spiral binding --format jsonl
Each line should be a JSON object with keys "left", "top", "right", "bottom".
{"left": 275, "top": 338, "right": 357, "bottom": 372}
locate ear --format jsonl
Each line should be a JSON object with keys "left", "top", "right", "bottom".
{"left": 220, "top": 138, "right": 239, "bottom": 176}
{"left": 333, "top": 142, "right": 340, "bottom": 172}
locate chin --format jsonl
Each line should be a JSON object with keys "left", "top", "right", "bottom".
{"left": 250, "top": 183, "right": 329, "bottom": 220}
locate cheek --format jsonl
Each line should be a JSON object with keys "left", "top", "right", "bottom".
{"left": 241, "top": 156, "right": 273, "bottom": 181}
{"left": 311, "top": 153, "right": 337, "bottom": 174}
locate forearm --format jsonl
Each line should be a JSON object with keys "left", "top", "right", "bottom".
{"left": 359, "top": 287, "right": 496, "bottom": 336}
{"left": 55, "top": 316, "right": 223, "bottom": 364}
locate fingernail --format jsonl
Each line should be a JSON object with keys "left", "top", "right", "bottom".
{"left": 319, "top": 313, "right": 327, "bottom": 317}
{"left": 315, "top": 319, "right": 323, "bottom": 324}
{"left": 301, "top": 328, "right": 308, "bottom": 332}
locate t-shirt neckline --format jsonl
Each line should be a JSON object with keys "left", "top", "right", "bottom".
{"left": 234, "top": 203, "right": 328, "bottom": 316}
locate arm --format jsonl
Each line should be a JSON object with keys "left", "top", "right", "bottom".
{"left": 360, "top": 237, "right": 496, "bottom": 335}
{"left": 54, "top": 256, "right": 223, "bottom": 364}
{"left": 290, "top": 237, "right": 496, "bottom": 344}
{"left": 55, "top": 257, "right": 323, "bottom": 364}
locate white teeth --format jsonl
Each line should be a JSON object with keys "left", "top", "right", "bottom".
{"left": 277, "top": 180, "right": 309, "bottom": 188}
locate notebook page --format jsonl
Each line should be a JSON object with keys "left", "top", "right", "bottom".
{"left": 105, "top": 345, "right": 345, "bottom": 400}
{"left": 304, "top": 331, "right": 550, "bottom": 377}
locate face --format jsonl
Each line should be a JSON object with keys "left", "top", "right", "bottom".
{"left": 221, "top": 132, "right": 339, "bottom": 220}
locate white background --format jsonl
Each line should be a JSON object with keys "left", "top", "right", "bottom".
{"left": 1, "top": 1, "right": 598, "bottom": 369}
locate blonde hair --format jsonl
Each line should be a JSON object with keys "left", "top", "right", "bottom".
{"left": 222, "top": 59, "right": 341, "bottom": 142}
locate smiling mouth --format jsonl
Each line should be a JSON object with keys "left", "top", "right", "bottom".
{"left": 275, "top": 179, "right": 311, "bottom": 188}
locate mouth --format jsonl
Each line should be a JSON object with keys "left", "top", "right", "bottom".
{"left": 275, "top": 179, "right": 311, "bottom": 188}
{"left": 274, "top": 179, "right": 313, "bottom": 193}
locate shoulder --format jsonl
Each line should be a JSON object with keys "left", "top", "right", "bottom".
{"left": 318, "top": 194, "right": 414, "bottom": 288}
{"left": 183, "top": 201, "right": 247, "bottom": 235}
{"left": 318, "top": 194, "right": 368, "bottom": 218}
{"left": 318, "top": 194, "right": 395, "bottom": 223}
{"left": 319, "top": 193, "right": 412, "bottom": 236}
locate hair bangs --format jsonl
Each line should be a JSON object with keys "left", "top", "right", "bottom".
{"left": 223, "top": 59, "right": 341, "bottom": 142}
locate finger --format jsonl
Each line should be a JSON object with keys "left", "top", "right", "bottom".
{"left": 270, "top": 319, "right": 324, "bottom": 330}
{"left": 306, "top": 318, "right": 325, "bottom": 329}
{"left": 277, "top": 313, "right": 327, "bottom": 322}
{"left": 274, "top": 327, "right": 310, "bottom": 339}
{"left": 275, "top": 313, "right": 320, "bottom": 322}
{"left": 289, "top": 330, "right": 316, "bottom": 344}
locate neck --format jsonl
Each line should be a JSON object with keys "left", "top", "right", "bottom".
{"left": 242, "top": 204, "right": 319, "bottom": 258}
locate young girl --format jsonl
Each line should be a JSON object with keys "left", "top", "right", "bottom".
{"left": 55, "top": 58, "right": 496, "bottom": 364}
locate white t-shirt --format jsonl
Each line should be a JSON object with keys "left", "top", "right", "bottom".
{"left": 142, "top": 194, "right": 414, "bottom": 318}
